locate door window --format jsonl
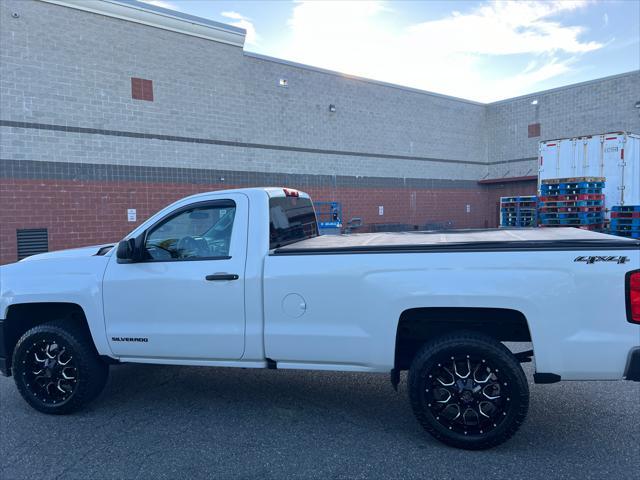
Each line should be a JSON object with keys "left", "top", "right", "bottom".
{"left": 145, "top": 202, "right": 236, "bottom": 261}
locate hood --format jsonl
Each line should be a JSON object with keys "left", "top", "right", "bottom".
{"left": 20, "top": 244, "right": 115, "bottom": 262}
{"left": 0, "top": 244, "right": 114, "bottom": 321}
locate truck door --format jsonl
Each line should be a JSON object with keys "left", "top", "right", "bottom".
{"left": 102, "top": 194, "right": 248, "bottom": 360}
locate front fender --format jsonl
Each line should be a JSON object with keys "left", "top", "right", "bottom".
{"left": 0, "top": 256, "right": 112, "bottom": 356}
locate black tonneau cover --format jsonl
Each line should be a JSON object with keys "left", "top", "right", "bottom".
{"left": 273, "top": 228, "right": 640, "bottom": 255}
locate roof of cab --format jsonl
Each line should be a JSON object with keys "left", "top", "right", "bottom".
{"left": 176, "top": 187, "right": 310, "bottom": 203}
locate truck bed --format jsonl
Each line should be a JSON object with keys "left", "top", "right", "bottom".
{"left": 273, "top": 228, "right": 640, "bottom": 254}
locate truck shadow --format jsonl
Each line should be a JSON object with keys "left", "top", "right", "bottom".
{"left": 100, "top": 363, "right": 416, "bottom": 433}
{"left": 2, "top": 362, "right": 638, "bottom": 479}
{"left": 96, "top": 362, "right": 615, "bottom": 451}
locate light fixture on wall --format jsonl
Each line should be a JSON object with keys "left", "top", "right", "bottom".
{"left": 635, "top": 101, "right": 640, "bottom": 109}
{"left": 530, "top": 99, "right": 538, "bottom": 105}
{"left": 279, "top": 78, "right": 288, "bottom": 87}
{"left": 329, "top": 104, "right": 336, "bottom": 112}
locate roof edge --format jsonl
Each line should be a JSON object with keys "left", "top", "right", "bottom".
{"left": 539, "top": 131, "right": 640, "bottom": 144}
{"left": 244, "top": 52, "right": 486, "bottom": 106}
{"left": 488, "top": 70, "right": 640, "bottom": 106}
{"left": 38, "top": 0, "right": 246, "bottom": 47}
{"left": 478, "top": 175, "right": 537, "bottom": 184}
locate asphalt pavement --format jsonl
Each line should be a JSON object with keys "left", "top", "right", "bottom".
{"left": 1, "top": 351, "right": 639, "bottom": 479}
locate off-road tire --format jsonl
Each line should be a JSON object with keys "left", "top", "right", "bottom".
{"left": 12, "top": 320, "right": 109, "bottom": 414}
{"left": 408, "top": 331, "right": 529, "bottom": 450}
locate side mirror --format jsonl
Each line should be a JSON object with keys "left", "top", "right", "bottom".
{"left": 116, "top": 238, "right": 137, "bottom": 263}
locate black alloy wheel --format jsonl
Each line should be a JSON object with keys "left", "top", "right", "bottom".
{"left": 22, "top": 339, "right": 79, "bottom": 406}
{"left": 426, "top": 354, "right": 507, "bottom": 436}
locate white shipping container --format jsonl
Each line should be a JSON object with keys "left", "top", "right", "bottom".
{"left": 538, "top": 132, "right": 640, "bottom": 214}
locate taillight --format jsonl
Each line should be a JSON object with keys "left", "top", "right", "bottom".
{"left": 627, "top": 270, "right": 640, "bottom": 324}
{"left": 283, "top": 188, "right": 299, "bottom": 197}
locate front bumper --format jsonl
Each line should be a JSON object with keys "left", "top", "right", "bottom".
{"left": 624, "top": 348, "right": 640, "bottom": 381}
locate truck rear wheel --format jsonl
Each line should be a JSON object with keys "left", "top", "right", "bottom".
{"left": 12, "top": 320, "right": 109, "bottom": 414}
{"left": 408, "top": 331, "right": 528, "bottom": 450}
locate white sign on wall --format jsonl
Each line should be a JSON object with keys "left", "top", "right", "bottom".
{"left": 378, "top": 206, "right": 384, "bottom": 216}
{"left": 127, "top": 209, "right": 137, "bottom": 222}
{"left": 466, "top": 204, "right": 471, "bottom": 213}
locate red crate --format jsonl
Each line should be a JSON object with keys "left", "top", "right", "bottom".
{"left": 538, "top": 194, "right": 604, "bottom": 202}
{"left": 611, "top": 211, "right": 640, "bottom": 218}
{"left": 539, "top": 206, "right": 604, "bottom": 213}
{"left": 577, "top": 224, "right": 604, "bottom": 231}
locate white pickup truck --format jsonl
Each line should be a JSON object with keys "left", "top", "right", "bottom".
{"left": 1, "top": 187, "right": 639, "bottom": 449}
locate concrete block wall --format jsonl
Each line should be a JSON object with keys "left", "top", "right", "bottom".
{"left": 486, "top": 71, "right": 640, "bottom": 179}
{"left": 242, "top": 54, "right": 488, "bottom": 163}
{"left": 0, "top": 0, "right": 247, "bottom": 138}
{"left": 1, "top": 0, "right": 638, "bottom": 263}
{"left": 0, "top": 0, "right": 488, "bottom": 181}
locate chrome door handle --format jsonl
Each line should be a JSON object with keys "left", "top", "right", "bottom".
{"left": 205, "top": 274, "right": 239, "bottom": 281}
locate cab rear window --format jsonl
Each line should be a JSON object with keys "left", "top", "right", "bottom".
{"left": 269, "top": 196, "right": 319, "bottom": 249}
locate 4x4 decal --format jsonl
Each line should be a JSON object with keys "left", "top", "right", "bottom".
{"left": 574, "top": 255, "right": 629, "bottom": 265}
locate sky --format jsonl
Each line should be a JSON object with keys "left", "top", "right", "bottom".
{"left": 141, "top": 0, "right": 640, "bottom": 103}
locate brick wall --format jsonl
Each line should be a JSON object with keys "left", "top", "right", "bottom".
{"left": 0, "top": 177, "right": 496, "bottom": 264}
{"left": 483, "top": 180, "right": 538, "bottom": 228}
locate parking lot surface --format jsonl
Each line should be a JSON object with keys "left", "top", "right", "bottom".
{"left": 1, "top": 356, "right": 639, "bottom": 479}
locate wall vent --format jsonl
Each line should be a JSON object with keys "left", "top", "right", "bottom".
{"left": 17, "top": 228, "right": 49, "bottom": 260}
{"left": 528, "top": 123, "right": 541, "bottom": 138}
{"left": 131, "top": 77, "right": 154, "bottom": 101}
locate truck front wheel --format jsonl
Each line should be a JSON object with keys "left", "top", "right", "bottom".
{"left": 408, "top": 331, "right": 529, "bottom": 450}
{"left": 12, "top": 320, "right": 109, "bottom": 414}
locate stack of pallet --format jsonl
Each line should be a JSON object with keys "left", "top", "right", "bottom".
{"left": 500, "top": 195, "right": 538, "bottom": 227}
{"left": 538, "top": 177, "right": 605, "bottom": 230}
{"left": 610, "top": 206, "right": 640, "bottom": 239}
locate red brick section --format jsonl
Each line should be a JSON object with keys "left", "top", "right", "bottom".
{"left": 484, "top": 180, "right": 538, "bottom": 227}
{"left": 323, "top": 186, "right": 492, "bottom": 232}
{"left": 0, "top": 178, "right": 535, "bottom": 265}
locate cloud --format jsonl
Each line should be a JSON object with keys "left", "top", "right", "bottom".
{"left": 405, "top": 1, "right": 601, "bottom": 56}
{"left": 221, "top": 11, "right": 259, "bottom": 46}
{"left": 279, "top": 0, "right": 603, "bottom": 102}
